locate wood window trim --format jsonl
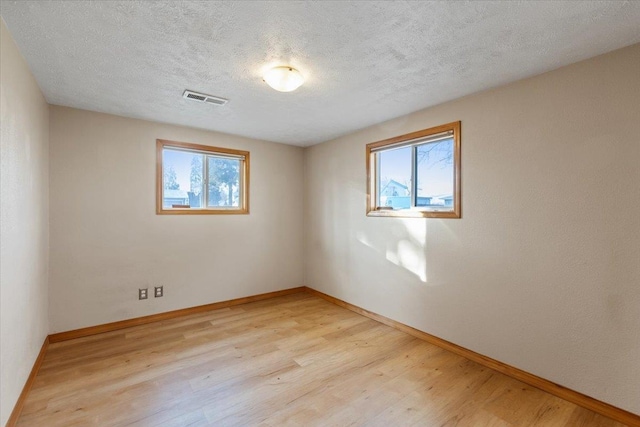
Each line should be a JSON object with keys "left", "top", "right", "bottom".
{"left": 156, "top": 139, "right": 250, "bottom": 215}
{"left": 366, "top": 121, "right": 461, "bottom": 219}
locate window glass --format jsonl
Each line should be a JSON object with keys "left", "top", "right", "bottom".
{"left": 162, "top": 149, "right": 204, "bottom": 209}
{"left": 416, "top": 138, "right": 454, "bottom": 209}
{"left": 377, "top": 146, "right": 411, "bottom": 209}
{"left": 207, "top": 156, "right": 241, "bottom": 208}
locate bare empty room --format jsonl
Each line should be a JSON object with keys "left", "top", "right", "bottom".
{"left": 1, "top": 1, "right": 639, "bottom": 426}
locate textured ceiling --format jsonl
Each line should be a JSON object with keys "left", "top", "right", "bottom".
{"left": 2, "top": 1, "right": 640, "bottom": 146}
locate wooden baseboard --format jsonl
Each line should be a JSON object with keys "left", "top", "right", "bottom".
{"left": 49, "top": 287, "right": 306, "bottom": 343}
{"left": 304, "top": 287, "right": 640, "bottom": 427}
{"left": 6, "top": 336, "right": 49, "bottom": 427}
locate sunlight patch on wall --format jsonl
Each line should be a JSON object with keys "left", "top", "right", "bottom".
{"left": 400, "top": 218, "right": 427, "bottom": 245}
{"left": 356, "top": 219, "right": 429, "bottom": 283}
{"left": 388, "top": 219, "right": 428, "bottom": 283}
{"left": 386, "top": 239, "right": 427, "bottom": 283}
{"left": 355, "top": 231, "right": 373, "bottom": 249}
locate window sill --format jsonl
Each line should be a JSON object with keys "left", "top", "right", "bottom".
{"left": 366, "top": 208, "right": 460, "bottom": 219}
{"left": 156, "top": 208, "right": 249, "bottom": 215}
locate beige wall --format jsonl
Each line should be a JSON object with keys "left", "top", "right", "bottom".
{"left": 3, "top": 11, "right": 638, "bottom": 419}
{"left": 304, "top": 44, "right": 640, "bottom": 413}
{"left": 0, "top": 19, "right": 50, "bottom": 426}
{"left": 49, "top": 107, "right": 305, "bottom": 333}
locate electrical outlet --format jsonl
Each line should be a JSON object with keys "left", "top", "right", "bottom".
{"left": 154, "top": 286, "right": 163, "bottom": 298}
{"left": 139, "top": 288, "right": 148, "bottom": 300}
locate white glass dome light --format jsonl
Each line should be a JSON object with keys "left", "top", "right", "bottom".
{"left": 263, "top": 66, "right": 304, "bottom": 92}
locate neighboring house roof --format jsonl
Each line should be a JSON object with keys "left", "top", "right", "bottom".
{"left": 164, "top": 189, "right": 188, "bottom": 199}
{"left": 381, "top": 179, "right": 408, "bottom": 195}
{"left": 430, "top": 194, "right": 453, "bottom": 200}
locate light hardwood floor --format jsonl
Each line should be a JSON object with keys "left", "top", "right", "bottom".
{"left": 17, "top": 293, "right": 625, "bottom": 426}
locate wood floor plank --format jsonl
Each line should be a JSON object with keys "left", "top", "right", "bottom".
{"left": 16, "top": 293, "right": 628, "bottom": 426}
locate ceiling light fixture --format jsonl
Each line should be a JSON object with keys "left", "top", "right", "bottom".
{"left": 263, "top": 66, "right": 304, "bottom": 92}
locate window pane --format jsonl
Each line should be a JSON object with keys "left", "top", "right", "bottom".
{"left": 377, "top": 146, "right": 412, "bottom": 209}
{"left": 207, "top": 156, "right": 241, "bottom": 207}
{"left": 162, "top": 149, "right": 203, "bottom": 208}
{"left": 416, "top": 138, "right": 454, "bottom": 209}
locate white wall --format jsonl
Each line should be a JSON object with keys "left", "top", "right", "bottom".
{"left": 49, "top": 106, "right": 304, "bottom": 333}
{"left": 0, "top": 19, "right": 50, "bottom": 426}
{"left": 304, "top": 44, "right": 640, "bottom": 414}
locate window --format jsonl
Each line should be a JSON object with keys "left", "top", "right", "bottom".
{"left": 366, "top": 121, "right": 461, "bottom": 218}
{"left": 156, "top": 139, "right": 249, "bottom": 214}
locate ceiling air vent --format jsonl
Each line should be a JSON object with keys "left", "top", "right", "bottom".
{"left": 183, "top": 90, "right": 228, "bottom": 106}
